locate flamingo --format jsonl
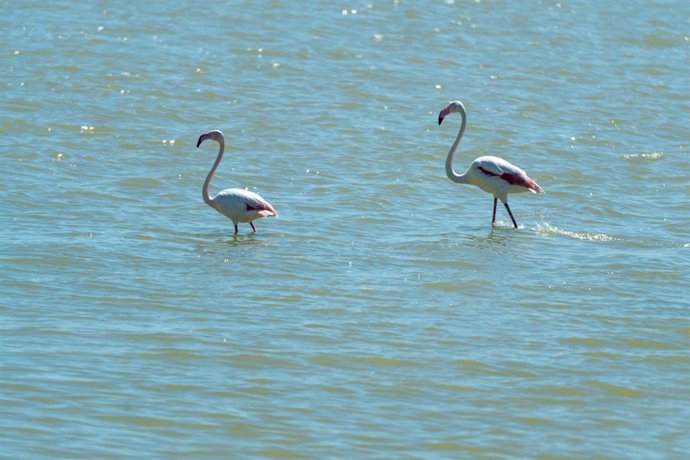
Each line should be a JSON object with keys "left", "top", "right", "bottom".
{"left": 196, "top": 130, "right": 277, "bottom": 234}
{"left": 438, "top": 100, "right": 543, "bottom": 228}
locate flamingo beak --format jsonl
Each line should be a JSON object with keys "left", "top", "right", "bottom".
{"left": 438, "top": 107, "right": 450, "bottom": 125}
{"left": 196, "top": 135, "right": 204, "bottom": 148}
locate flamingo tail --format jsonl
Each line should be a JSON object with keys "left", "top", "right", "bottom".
{"left": 526, "top": 178, "right": 544, "bottom": 193}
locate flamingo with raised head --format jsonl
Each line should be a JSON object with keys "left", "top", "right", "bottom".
{"left": 196, "top": 130, "right": 277, "bottom": 234}
{"left": 438, "top": 101, "right": 543, "bottom": 228}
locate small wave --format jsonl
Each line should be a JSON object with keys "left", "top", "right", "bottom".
{"left": 535, "top": 223, "right": 618, "bottom": 242}
{"left": 623, "top": 152, "right": 663, "bottom": 160}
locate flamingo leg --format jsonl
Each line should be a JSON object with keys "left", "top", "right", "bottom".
{"left": 503, "top": 203, "right": 518, "bottom": 228}
{"left": 234, "top": 224, "right": 239, "bottom": 234}
{"left": 492, "top": 197, "right": 498, "bottom": 225}
{"left": 250, "top": 222, "right": 257, "bottom": 233}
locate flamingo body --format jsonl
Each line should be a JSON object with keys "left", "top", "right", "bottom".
{"left": 438, "top": 101, "right": 543, "bottom": 228}
{"left": 462, "top": 155, "right": 543, "bottom": 204}
{"left": 197, "top": 130, "right": 277, "bottom": 234}
{"left": 212, "top": 188, "right": 277, "bottom": 226}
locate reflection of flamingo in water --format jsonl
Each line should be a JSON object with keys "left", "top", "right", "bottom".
{"left": 196, "top": 130, "right": 277, "bottom": 234}
{"left": 438, "top": 100, "right": 543, "bottom": 228}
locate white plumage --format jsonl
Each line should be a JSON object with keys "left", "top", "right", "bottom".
{"left": 438, "top": 101, "right": 543, "bottom": 228}
{"left": 196, "top": 130, "right": 277, "bottom": 234}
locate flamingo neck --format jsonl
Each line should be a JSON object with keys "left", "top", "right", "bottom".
{"left": 203, "top": 138, "right": 225, "bottom": 208}
{"left": 445, "top": 105, "right": 469, "bottom": 184}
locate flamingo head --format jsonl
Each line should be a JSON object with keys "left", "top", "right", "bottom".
{"left": 438, "top": 100, "right": 466, "bottom": 125}
{"left": 197, "top": 129, "right": 225, "bottom": 148}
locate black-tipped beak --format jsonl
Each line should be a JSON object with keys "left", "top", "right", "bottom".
{"left": 196, "top": 137, "right": 203, "bottom": 148}
{"left": 438, "top": 106, "right": 451, "bottom": 125}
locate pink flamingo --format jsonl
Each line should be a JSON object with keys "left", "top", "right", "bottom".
{"left": 196, "top": 130, "right": 277, "bottom": 234}
{"left": 438, "top": 101, "right": 543, "bottom": 228}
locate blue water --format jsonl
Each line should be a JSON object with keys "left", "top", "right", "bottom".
{"left": 2, "top": 1, "right": 688, "bottom": 458}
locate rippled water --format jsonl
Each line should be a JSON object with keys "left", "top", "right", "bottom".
{"left": 2, "top": 1, "right": 688, "bottom": 458}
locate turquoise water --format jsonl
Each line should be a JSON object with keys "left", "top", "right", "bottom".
{"left": 2, "top": 1, "right": 688, "bottom": 458}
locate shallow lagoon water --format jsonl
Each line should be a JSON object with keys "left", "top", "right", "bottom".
{"left": 1, "top": 1, "right": 688, "bottom": 458}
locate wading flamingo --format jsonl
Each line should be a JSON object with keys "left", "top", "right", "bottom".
{"left": 438, "top": 101, "right": 543, "bottom": 228}
{"left": 196, "top": 130, "right": 277, "bottom": 234}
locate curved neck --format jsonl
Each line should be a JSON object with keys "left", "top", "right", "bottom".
{"left": 445, "top": 105, "right": 469, "bottom": 184}
{"left": 203, "top": 138, "right": 224, "bottom": 207}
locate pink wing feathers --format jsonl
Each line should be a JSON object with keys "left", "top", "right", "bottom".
{"left": 475, "top": 157, "right": 543, "bottom": 193}
{"left": 242, "top": 190, "right": 278, "bottom": 216}
{"left": 246, "top": 200, "right": 278, "bottom": 217}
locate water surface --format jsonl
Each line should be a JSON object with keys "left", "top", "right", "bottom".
{"left": 1, "top": 1, "right": 688, "bottom": 458}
